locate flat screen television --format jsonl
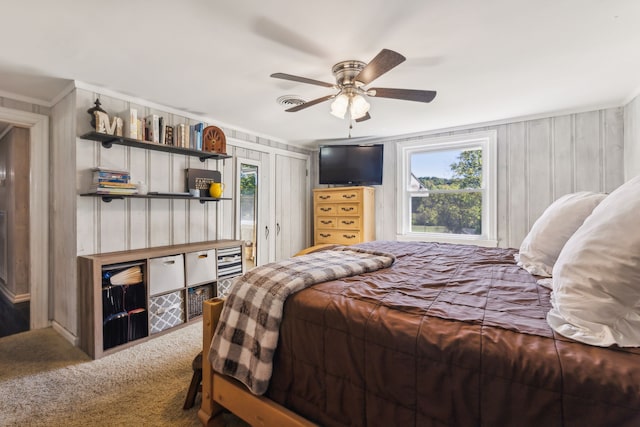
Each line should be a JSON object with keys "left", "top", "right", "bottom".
{"left": 319, "top": 144, "right": 384, "bottom": 185}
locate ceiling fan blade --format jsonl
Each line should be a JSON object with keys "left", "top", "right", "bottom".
{"left": 355, "top": 49, "right": 406, "bottom": 85}
{"left": 271, "top": 72, "right": 335, "bottom": 88}
{"left": 369, "top": 87, "right": 437, "bottom": 103}
{"left": 355, "top": 112, "right": 371, "bottom": 123}
{"left": 285, "top": 94, "right": 336, "bottom": 112}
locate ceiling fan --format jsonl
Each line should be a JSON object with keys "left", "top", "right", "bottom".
{"left": 271, "top": 49, "right": 436, "bottom": 123}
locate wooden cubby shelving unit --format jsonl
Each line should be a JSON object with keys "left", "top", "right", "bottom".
{"left": 78, "top": 240, "right": 244, "bottom": 359}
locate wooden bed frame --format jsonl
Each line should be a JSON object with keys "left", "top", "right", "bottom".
{"left": 198, "top": 298, "right": 316, "bottom": 427}
{"left": 199, "top": 244, "right": 344, "bottom": 425}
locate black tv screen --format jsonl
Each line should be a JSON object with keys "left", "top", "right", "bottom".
{"left": 319, "top": 144, "right": 384, "bottom": 185}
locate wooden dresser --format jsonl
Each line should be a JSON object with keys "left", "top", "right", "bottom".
{"left": 313, "top": 186, "right": 375, "bottom": 245}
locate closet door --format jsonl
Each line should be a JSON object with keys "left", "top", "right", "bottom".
{"left": 228, "top": 141, "right": 309, "bottom": 265}
{"left": 235, "top": 156, "right": 270, "bottom": 269}
{"left": 273, "top": 153, "right": 309, "bottom": 261}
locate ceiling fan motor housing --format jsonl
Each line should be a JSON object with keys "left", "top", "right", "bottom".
{"left": 332, "top": 60, "right": 367, "bottom": 87}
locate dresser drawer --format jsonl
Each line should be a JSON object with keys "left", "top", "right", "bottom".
{"left": 316, "top": 216, "right": 337, "bottom": 229}
{"left": 315, "top": 204, "right": 337, "bottom": 215}
{"left": 314, "top": 189, "right": 362, "bottom": 203}
{"left": 336, "top": 203, "right": 360, "bottom": 216}
{"left": 315, "top": 230, "right": 361, "bottom": 245}
{"left": 336, "top": 216, "right": 360, "bottom": 230}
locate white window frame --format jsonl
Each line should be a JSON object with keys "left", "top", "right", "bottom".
{"left": 396, "top": 130, "right": 497, "bottom": 247}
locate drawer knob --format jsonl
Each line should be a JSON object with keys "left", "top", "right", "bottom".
{"left": 319, "top": 195, "right": 330, "bottom": 200}
{"left": 320, "top": 233, "right": 331, "bottom": 238}
{"left": 343, "top": 234, "right": 356, "bottom": 239}
{"left": 342, "top": 194, "right": 356, "bottom": 199}
{"left": 342, "top": 220, "right": 354, "bottom": 225}
{"left": 321, "top": 207, "right": 332, "bottom": 212}
{"left": 341, "top": 207, "right": 354, "bottom": 212}
{"left": 321, "top": 220, "right": 332, "bottom": 224}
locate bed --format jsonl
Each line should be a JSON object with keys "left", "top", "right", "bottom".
{"left": 198, "top": 240, "right": 640, "bottom": 426}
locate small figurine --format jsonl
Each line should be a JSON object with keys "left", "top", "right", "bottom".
{"left": 87, "top": 98, "right": 106, "bottom": 129}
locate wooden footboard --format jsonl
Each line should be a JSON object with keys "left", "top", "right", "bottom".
{"left": 199, "top": 298, "right": 316, "bottom": 427}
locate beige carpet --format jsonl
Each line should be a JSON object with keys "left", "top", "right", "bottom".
{"left": 0, "top": 322, "right": 204, "bottom": 426}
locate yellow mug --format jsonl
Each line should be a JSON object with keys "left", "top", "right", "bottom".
{"left": 209, "top": 182, "right": 225, "bottom": 198}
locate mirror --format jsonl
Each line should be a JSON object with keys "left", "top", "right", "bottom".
{"left": 239, "top": 162, "right": 258, "bottom": 269}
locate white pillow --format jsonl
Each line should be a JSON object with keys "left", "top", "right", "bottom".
{"left": 547, "top": 175, "right": 640, "bottom": 347}
{"left": 516, "top": 191, "right": 606, "bottom": 278}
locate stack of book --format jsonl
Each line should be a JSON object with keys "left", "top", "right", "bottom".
{"left": 89, "top": 168, "right": 137, "bottom": 195}
{"left": 121, "top": 108, "right": 207, "bottom": 149}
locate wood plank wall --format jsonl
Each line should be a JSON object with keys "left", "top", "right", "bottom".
{"left": 74, "top": 89, "right": 308, "bottom": 256}
{"left": 315, "top": 107, "right": 625, "bottom": 249}
{"left": 624, "top": 95, "right": 640, "bottom": 180}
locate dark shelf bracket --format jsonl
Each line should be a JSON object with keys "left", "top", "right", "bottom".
{"left": 100, "top": 138, "right": 120, "bottom": 149}
{"left": 101, "top": 196, "right": 124, "bottom": 202}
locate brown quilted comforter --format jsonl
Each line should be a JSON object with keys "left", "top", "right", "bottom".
{"left": 265, "top": 241, "right": 640, "bottom": 426}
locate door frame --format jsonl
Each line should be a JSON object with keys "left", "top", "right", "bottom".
{"left": 227, "top": 137, "right": 311, "bottom": 263}
{"left": 235, "top": 157, "right": 266, "bottom": 266}
{"left": 0, "top": 106, "right": 50, "bottom": 329}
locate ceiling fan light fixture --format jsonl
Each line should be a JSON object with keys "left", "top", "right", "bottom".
{"left": 330, "top": 93, "right": 349, "bottom": 119}
{"left": 350, "top": 94, "right": 370, "bottom": 120}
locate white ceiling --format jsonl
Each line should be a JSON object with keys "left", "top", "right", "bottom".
{"left": 1, "top": 0, "right": 639, "bottom": 148}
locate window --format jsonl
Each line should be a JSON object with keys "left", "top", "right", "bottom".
{"left": 396, "top": 130, "right": 497, "bottom": 246}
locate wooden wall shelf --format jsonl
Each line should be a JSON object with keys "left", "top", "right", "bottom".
{"left": 80, "top": 193, "right": 232, "bottom": 204}
{"left": 80, "top": 131, "right": 231, "bottom": 162}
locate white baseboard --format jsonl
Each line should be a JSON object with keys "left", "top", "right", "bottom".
{"left": 0, "top": 283, "right": 30, "bottom": 303}
{"left": 51, "top": 321, "right": 79, "bottom": 347}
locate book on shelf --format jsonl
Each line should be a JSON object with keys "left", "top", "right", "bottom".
{"left": 92, "top": 168, "right": 130, "bottom": 183}
{"left": 174, "top": 124, "right": 185, "bottom": 148}
{"left": 194, "top": 123, "right": 204, "bottom": 151}
{"left": 93, "top": 178, "right": 132, "bottom": 185}
{"left": 91, "top": 167, "right": 129, "bottom": 174}
{"left": 123, "top": 108, "right": 138, "bottom": 139}
{"left": 164, "top": 125, "right": 174, "bottom": 145}
{"left": 90, "top": 188, "right": 138, "bottom": 195}
{"left": 189, "top": 125, "right": 196, "bottom": 150}
{"left": 92, "top": 181, "right": 136, "bottom": 188}
{"left": 89, "top": 182, "right": 137, "bottom": 195}
{"left": 145, "top": 114, "right": 160, "bottom": 143}
{"left": 189, "top": 123, "right": 204, "bottom": 150}
{"left": 159, "top": 116, "right": 165, "bottom": 145}
{"left": 137, "top": 118, "right": 144, "bottom": 141}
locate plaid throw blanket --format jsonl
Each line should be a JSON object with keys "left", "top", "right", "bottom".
{"left": 208, "top": 245, "right": 395, "bottom": 395}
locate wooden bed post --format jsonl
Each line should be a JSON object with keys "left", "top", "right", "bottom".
{"left": 198, "top": 298, "right": 225, "bottom": 426}
{"left": 198, "top": 298, "right": 317, "bottom": 427}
